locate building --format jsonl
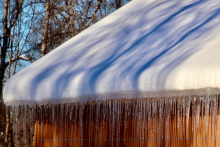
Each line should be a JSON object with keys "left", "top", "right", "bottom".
{"left": 3, "top": 0, "right": 220, "bottom": 146}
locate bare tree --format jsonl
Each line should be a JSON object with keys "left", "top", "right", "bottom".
{"left": 41, "top": 0, "right": 50, "bottom": 57}
{"left": 1, "top": 0, "right": 24, "bottom": 98}
{"left": 37, "top": 0, "right": 131, "bottom": 57}
{"left": 1, "top": 0, "right": 37, "bottom": 146}
{"left": 1, "top": 0, "right": 131, "bottom": 146}
{"left": 2, "top": 1, "right": 24, "bottom": 145}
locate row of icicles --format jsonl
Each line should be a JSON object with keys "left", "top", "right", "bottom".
{"left": 6, "top": 95, "right": 220, "bottom": 147}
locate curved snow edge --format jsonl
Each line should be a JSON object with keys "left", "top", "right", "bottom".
{"left": 4, "top": 88, "right": 220, "bottom": 106}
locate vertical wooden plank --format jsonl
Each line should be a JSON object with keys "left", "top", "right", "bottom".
{"left": 33, "top": 99, "right": 220, "bottom": 147}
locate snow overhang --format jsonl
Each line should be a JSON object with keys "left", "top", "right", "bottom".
{"left": 3, "top": 0, "right": 220, "bottom": 105}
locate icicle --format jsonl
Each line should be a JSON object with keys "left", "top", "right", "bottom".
{"left": 43, "top": 105, "right": 46, "bottom": 146}
{"left": 12, "top": 106, "right": 15, "bottom": 143}
{"left": 200, "top": 96, "right": 205, "bottom": 145}
{"left": 55, "top": 104, "right": 61, "bottom": 145}
{"left": 152, "top": 98, "right": 157, "bottom": 146}
{"left": 165, "top": 97, "right": 171, "bottom": 147}
{"left": 102, "top": 100, "right": 106, "bottom": 147}
{"left": 214, "top": 95, "right": 219, "bottom": 145}
{"left": 204, "top": 95, "right": 210, "bottom": 147}
{"left": 159, "top": 97, "right": 164, "bottom": 147}
{"left": 9, "top": 94, "right": 220, "bottom": 147}
{"left": 79, "top": 103, "right": 84, "bottom": 147}
{"left": 132, "top": 99, "right": 136, "bottom": 146}
{"left": 17, "top": 106, "right": 20, "bottom": 146}
{"left": 51, "top": 104, "right": 55, "bottom": 147}
{"left": 112, "top": 100, "right": 116, "bottom": 147}
{"left": 120, "top": 99, "right": 123, "bottom": 144}
{"left": 119, "top": 99, "right": 122, "bottom": 146}
{"left": 138, "top": 98, "right": 141, "bottom": 146}
{"left": 138, "top": 98, "right": 142, "bottom": 147}
{"left": 75, "top": 103, "right": 78, "bottom": 145}
{"left": 89, "top": 101, "right": 92, "bottom": 147}
{"left": 64, "top": 104, "right": 67, "bottom": 146}
{"left": 147, "top": 98, "right": 151, "bottom": 142}
{"left": 22, "top": 106, "right": 26, "bottom": 144}
{"left": 194, "top": 96, "right": 200, "bottom": 147}
{"left": 95, "top": 101, "right": 100, "bottom": 147}
{"left": 108, "top": 99, "right": 112, "bottom": 147}
{"left": 142, "top": 98, "right": 146, "bottom": 147}
{"left": 180, "top": 96, "right": 184, "bottom": 145}
{"left": 28, "top": 106, "right": 32, "bottom": 146}
{"left": 116, "top": 99, "right": 120, "bottom": 147}
{"left": 210, "top": 95, "right": 217, "bottom": 147}
{"left": 192, "top": 96, "right": 196, "bottom": 146}
{"left": 135, "top": 99, "right": 139, "bottom": 147}
{"left": 127, "top": 99, "right": 132, "bottom": 146}
{"left": 61, "top": 104, "right": 64, "bottom": 147}
{"left": 217, "top": 95, "right": 220, "bottom": 137}
{"left": 176, "top": 97, "right": 180, "bottom": 146}
{"left": 124, "top": 100, "right": 128, "bottom": 144}
{"left": 185, "top": 96, "right": 191, "bottom": 146}
{"left": 37, "top": 106, "right": 41, "bottom": 146}
{"left": 14, "top": 106, "right": 16, "bottom": 146}
{"left": 69, "top": 104, "right": 71, "bottom": 145}
{"left": 33, "top": 105, "right": 36, "bottom": 145}
{"left": 115, "top": 100, "right": 118, "bottom": 147}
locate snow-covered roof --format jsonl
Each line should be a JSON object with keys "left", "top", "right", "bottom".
{"left": 3, "top": 0, "right": 220, "bottom": 105}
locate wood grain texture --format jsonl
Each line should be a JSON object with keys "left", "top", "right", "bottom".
{"left": 34, "top": 97, "right": 220, "bottom": 147}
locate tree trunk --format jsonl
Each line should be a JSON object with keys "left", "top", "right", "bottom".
{"left": 5, "top": 108, "right": 10, "bottom": 147}
{"left": 1, "top": 0, "right": 10, "bottom": 98}
{"left": 41, "top": 0, "right": 50, "bottom": 57}
{"left": 70, "top": 0, "right": 76, "bottom": 38}
{"left": 13, "top": 15, "right": 21, "bottom": 75}
{"left": 8, "top": 22, "right": 16, "bottom": 79}
{"left": 2, "top": 1, "right": 10, "bottom": 146}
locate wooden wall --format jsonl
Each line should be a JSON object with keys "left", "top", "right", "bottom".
{"left": 33, "top": 96, "right": 220, "bottom": 147}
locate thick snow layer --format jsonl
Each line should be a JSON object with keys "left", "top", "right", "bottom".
{"left": 3, "top": 0, "right": 220, "bottom": 105}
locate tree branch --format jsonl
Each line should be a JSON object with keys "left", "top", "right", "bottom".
{"left": 10, "top": 0, "right": 24, "bottom": 28}
{"left": 17, "top": 55, "right": 33, "bottom": 63}
{"left": 86, "top": 0, "right": 103, "bottom": 28}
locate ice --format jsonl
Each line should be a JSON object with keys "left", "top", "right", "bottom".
{"left": 9, "top": 95, "right": 220, "bottom": 146}
{"left": 7, "top": 96, "right": 218, "bottom": 146}
{"left": 22, "top": 105, "right": 26, "bottom": 144}
{"left": 204, "top": 95, "right": 210, "bottom": 147}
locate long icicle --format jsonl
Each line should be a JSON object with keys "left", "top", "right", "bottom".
{"left": 8, "top": 95, "right": 220, "bottom": 147}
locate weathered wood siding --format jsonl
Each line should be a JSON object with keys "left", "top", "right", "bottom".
{"left": 34, "top": 96, "right": 220, "bottom": 147}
